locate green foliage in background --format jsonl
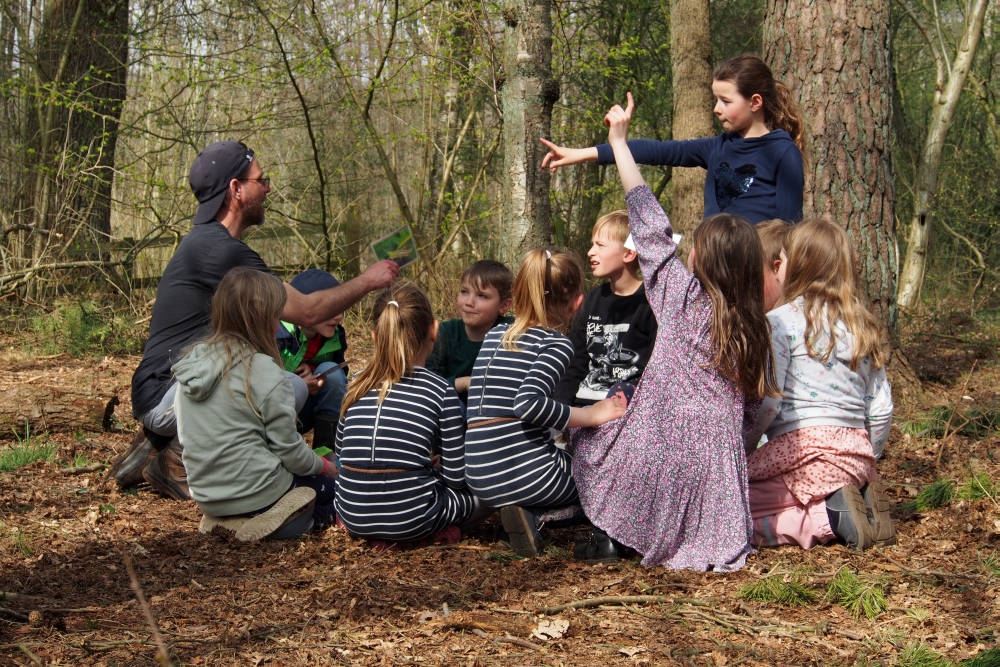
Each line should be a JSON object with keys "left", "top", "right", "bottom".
{"left": 27, "top": 300, "right": 146, "bottom": 357}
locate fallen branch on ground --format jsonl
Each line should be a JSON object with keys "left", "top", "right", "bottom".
{"left": 0, "top": 607, "right": 29, "bottom": 622}
{"left": 539, "top": 595, "right": 670, "bottom": 615}
{"left": 120, "top": 548, "right": 171, "bottom": 665}
{"left": 58, "top": 463, "right": 107, "bottom": 475}
{"left": 424, "top": 611, "right": 534, "bottom": 637}
{"left": 496, "top": 633, "right": 542, "bottom": 651}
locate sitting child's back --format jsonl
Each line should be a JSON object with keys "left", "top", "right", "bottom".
{"left": 335, "top": 284, "right": 480, "bottom": 542}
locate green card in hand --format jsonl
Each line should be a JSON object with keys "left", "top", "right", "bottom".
{"left": 371, "top": 225, "right": 417, "bottom": 268}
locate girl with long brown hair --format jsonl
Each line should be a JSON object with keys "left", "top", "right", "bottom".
{"left": 540, "top": 54, "right": 806, "bottom": 224}
{"left": 335, "top": 283, "right": 489, "bottom": 544}
{"left": 569, "top": 94, "right": 778, "bottom": 570}
{"left": 744, "top": 219, "right": 895, "bottom": 553}
{"left": 464, "top": 248, "right": 627, "bottom": 558}
{"left": 173, "top": 268, "right": 338, "bottom": 542}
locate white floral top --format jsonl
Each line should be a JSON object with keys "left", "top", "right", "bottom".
{"left": 744, "top": 297, "right": 894, "bottom": 458}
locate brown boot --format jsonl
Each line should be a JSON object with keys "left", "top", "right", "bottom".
{"left": 142, "top": 439, "right": 190, "bottom": 501}
{"left": 107, "top": 429, "right": 157, "bottom": 489}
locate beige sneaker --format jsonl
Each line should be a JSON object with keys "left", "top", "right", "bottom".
{"left": 234, "top": 487, "right": 316, "bottom": 542}
{"left": 199, "top": 514, "right": 249, "bottom": 535}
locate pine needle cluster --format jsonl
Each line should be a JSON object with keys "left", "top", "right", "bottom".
{"left": 898, "top": 479, "right": 956, "bottom": 512}
{"left": 825, "top": 567, "right": 888, "bottom": 619}
{"left": 738, "top": 573, "right": 815, "bottom": 606}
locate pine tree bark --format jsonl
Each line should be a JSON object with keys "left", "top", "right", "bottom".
{"left": 764, "top": 0, "right": 919, "bottom": 400}
{"left": 500, "top": 0, "right": 559, "bottom": 264}
{"left": 669, "top": 0, "right": 714, "bottom": 242}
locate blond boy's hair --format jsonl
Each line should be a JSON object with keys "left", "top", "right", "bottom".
{"left": 755, "top": 219, "right": 792, "bottom": 266}
{"left": 592, "top": 210, "right": 630, "bottom": 245}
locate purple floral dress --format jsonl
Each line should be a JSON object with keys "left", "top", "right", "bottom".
{"left": 570, "top": 185, "right": 756, "bottom": 571}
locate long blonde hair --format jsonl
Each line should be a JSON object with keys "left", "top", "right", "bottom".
{"left": 692, "top": 214, "right": 781, "bottom": 399}
{"left": 195, "top": 267, "right": 287, "bottom": 417}
{"left": 340, "top": 283, "right": 435, "bottom": 417}
{"left": 781, "top": 219, "right": 885, "bottom": 370}
{"left": 501, "top": 247, "right": 583, "bottom": 351}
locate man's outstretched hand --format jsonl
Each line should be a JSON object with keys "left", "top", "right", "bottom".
{"left": 362, "top": 259, "right": 400, "bottom": 290}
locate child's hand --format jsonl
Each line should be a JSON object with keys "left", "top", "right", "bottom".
{"left": 430, "top": 454, "right": 442, "bottom": 471}
{"left": 454, "top": 376, "right": 472, "bottom": 393}
{"left": 589, "top": 396, "right": 627, "bottom": 426}
{"left": 539, "top": 138, "right": 599, "bottom": 172}
{"left": 604, "top": 93, "right": 634, "bottom": 147}
{"left": 296, "top": 364, "right": 323, "bottom": 395}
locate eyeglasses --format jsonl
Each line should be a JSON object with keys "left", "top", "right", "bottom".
{"left": 240, "top": 176, "right": 271, "bottom": 188}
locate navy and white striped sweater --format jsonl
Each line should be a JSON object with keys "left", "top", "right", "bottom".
{"left": 464, "top": 325, "right": 578, "bottom": 508}
{"left": 335, "top": 367, "right": 476, "bottom": 539}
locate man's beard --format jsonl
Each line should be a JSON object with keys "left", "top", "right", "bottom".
{"left": 237, "top": 195, "right": 266, "bottom": 227}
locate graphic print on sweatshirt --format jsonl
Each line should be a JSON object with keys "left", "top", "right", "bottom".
{"left": 578, "top": 320, "right": 642, "bottom": 401}
{"left": 714, "top": 162, "right": 757, "bottom": 211}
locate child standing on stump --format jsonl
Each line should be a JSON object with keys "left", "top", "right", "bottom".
{"left": 744, "top": 219, "right": 895, "bottom": 552}
{"left": 174, "top": 268, "right": 338, "bottom": 542}
{"left": 277, "top": 269, "right": 350, "bottom": 453}
{"left": 570, "top": 94, "right": 779, "bottom": 570}
{"left": 464, "top": 248, "right": 626, "bottom": 558}
{"left": 335, "top": 284, "right": 489, "bottom": 542}
{"left": 541, "top": 54, "right": 805, "bottom": 223}
{"left": 554, "top": 211, "right": 657, "bottom": 407}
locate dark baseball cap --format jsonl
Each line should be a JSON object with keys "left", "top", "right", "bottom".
{"left": 189, "top": 141, "right": 255, "bottom": 225}
{"left": 290, "top": 269, "right": 341, "bottom": 294}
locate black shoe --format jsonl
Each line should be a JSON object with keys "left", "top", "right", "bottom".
{"left": 500, "top": 506, "right": 541, "bottom": 557}
{"left": 860, "top": 480, "right": 897, "bottom": 546}
{"left": 826, "top": 485, "right": 875, "bottom": 551}
{"left": 108, "top": 429, "right": 157, "bottom": 489}
{"left": 573, "top": 528, "right": 626, "bottom": 563}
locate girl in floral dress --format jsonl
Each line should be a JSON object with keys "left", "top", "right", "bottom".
{"left": 570, "top": 94, "right": 779, "bottom": 570}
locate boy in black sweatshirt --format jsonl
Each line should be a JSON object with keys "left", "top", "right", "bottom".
{"left": 553, "top": 211, "right": 657, "bottom": 406}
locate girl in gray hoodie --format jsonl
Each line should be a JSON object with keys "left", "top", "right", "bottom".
{"left": 173, "top": 267, "right": 337, "bottom": 540}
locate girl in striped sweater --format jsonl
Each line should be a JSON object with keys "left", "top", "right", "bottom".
{"left": 465, "top": 249, "right": 627, "bottom": 557}
{"left": 335, "top": 284, "right": 487, "bottom": 542}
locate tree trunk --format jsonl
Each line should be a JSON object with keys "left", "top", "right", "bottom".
{"left": 896, "top": 0, "right": 991, "bottom": 310}
{"left": 669, "top": 0, "right": 714, "bottom": 247}
{"left": 764, "top": 0, "right": 920, "bottom": 400}
{"left": 500, "top": 0, "right": 559, "bottom": 264}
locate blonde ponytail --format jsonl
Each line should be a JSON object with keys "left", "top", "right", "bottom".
{"left": 340, "top": 284, "right": 435, "bottom": 417}
{"left": 502, "top": 247, "right": 583, "bottom": 351}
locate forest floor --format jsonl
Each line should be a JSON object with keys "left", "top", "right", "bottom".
{"left": 1, "top": 310, "right": 999, "bottom": 666}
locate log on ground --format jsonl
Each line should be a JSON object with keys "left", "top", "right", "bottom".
{"left": 0, "top": 381, "right": 119, "bottom": 438}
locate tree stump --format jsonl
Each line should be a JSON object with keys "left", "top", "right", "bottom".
{"left": 0, "top": 379, "right": 119, "bottom": 439}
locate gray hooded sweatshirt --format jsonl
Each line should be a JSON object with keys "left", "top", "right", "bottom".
{"left": 173, "top": 342, "right": 323, "bottom": 517}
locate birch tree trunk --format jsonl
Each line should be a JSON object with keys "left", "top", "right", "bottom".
{"left": 896, "top": 0, "right": 991, "bottom": 309}
{"left": 764, "top": 0, "right": 897, "bottom": 341}
{"left": 500, "top": 0, "right": 559, "bottom": 264}
{"left": 669, "top": 0, "right": 714, "bottom": 243}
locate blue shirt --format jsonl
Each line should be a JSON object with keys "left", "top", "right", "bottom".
{"left": 596, "top": 130, "right": 804, "bottom": 223}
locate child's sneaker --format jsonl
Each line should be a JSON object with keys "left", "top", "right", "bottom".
{"left": 234, "top": 487, "right": 316, "bottom": 542}
{"left": 825, "top": 485, "right": 875, "bottom": 551}
{"left": 199, "top": 514, "right": 249, "bottom": 535}
{"left": 500, "top": 506, "right": 541, "bottom": 557}
{"left": 860, "top": 480, "right": 897, "bottom": 546}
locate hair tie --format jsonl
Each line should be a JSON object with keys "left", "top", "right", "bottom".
{"left": 387, "top": 300, "right": 399, "bottom": 307}
{"left": 545, "top": 249, "right": 552, "bottom": 259}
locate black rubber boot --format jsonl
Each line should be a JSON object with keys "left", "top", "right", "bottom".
{"left": 573, "top": 527, "right": 626, "bottom": 564}
{"left": 826, "top": 485, "right": 875, "bottom": 551}
{"left": 108, "top": 429, "right": 157, "bottom": 489}
{"left": 312, "top": 415, "right": 337, "bottom": 461}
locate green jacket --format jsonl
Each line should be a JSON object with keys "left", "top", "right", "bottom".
{"left": 277, "top": 321, "right": 343, "bottom": 372}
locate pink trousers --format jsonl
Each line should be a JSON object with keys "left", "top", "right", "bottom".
{"left": 749, "top": 476, "right": 835, "bottom": 549}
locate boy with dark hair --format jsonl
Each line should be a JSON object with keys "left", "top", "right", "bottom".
{"left": 755, "top": 219, "right": 792, "bottom": 311}
{"left": 277, "top": 269, "right": 350, "bottom": 453}
{"left": 554, "top": 211, "right": 657, "bottom": 406}
{"left": 426, "top": 260, "right": 514, "bottom": 404}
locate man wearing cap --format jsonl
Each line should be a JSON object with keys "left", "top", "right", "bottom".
{"left": 110, "top": 141, "right": 399, "bottom": 500}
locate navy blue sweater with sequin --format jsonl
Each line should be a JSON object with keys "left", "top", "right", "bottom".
{"left": 595, "top": 130, "right": 803, "bottom": 223}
